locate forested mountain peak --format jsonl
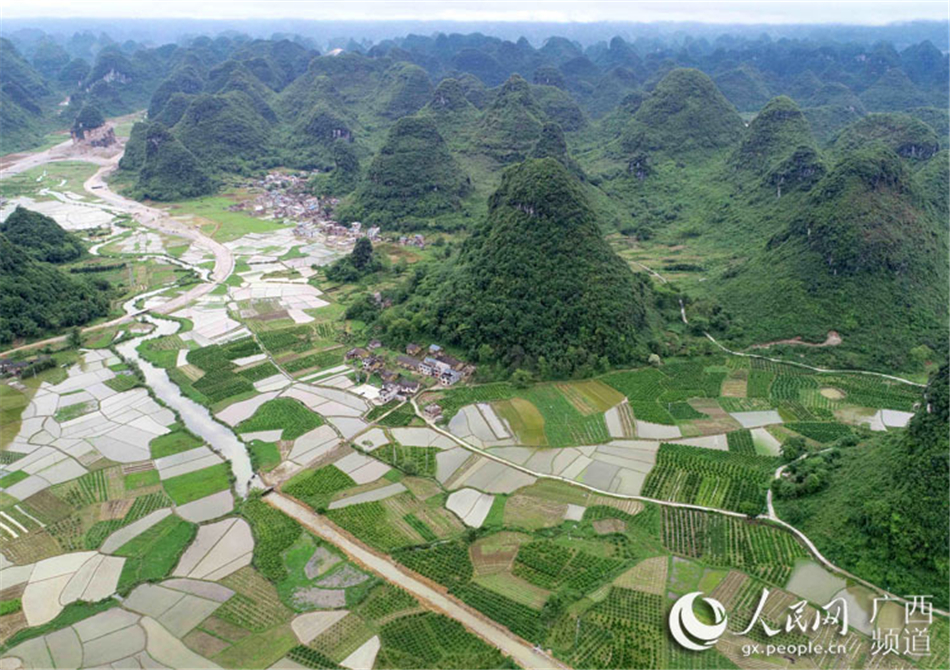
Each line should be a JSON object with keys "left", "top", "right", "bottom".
{"left": 732, "top": 95, "right": 817, "bottom": 175}
{"left": 621, "top": 67, "right": 745, "bottom": 156}
{"left": 420, "top": 158, "right": 656, "bottom": 375}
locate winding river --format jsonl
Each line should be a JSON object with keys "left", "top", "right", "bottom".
{"left": 115, "top": 314, "right": 259, "bottom": 496}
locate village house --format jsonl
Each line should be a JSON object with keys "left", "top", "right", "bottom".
{"left": 368, "top": 339, "right": 382, "bottom": 350}
{"left": 439, "top": 369, "right": 463, "bottom": 386}
{"left": 397, "top": 378, "right": 421, "bottom": 395}
{"left": 423, "top": 356, "right": 453, "bottom": 375}
{"left": 362, "top": 355, "right": 383, "bottom": 371}
{"left": 379, "top": 369, "right": 398, "bottom": 383}
{"left": 378, "top": 376, "right": 422, "bottom": 403}
{"left": 406, "top": 343, "right": 422, "bottom": 356}
{"left": 0, "top": 358, "right": 29, "bottom": 377}
{"left": 345, "top": 347, "right": 369, "bottom": 361}
{"left": 424, "top": 404, "right": 443, "bottom": 420}
{"left": 378, "top": 384, "right": 399, "bottom": 404}
{"left": 396, "top": 355, "right": 420, "bottom": 371}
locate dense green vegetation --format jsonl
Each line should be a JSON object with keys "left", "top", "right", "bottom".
{"left": 774, "top": 365, "right": 949, "bottom": 608}
{"left": 132, "top": 123, "right": 215, "bottom": 200}
{"left": 0, "top": 234, "right": 109, "bottom": 343}
{"left": 324, "top": 237, "right": 384, "bottom": 282}
{"left": 1, "top": 206, "right": 85, "bottom": 263}
{"left": 378, "top": 158, "right": 657, "bottom": 376}
{"left": 338, "top": 115, "right": 472, "bottom": 229}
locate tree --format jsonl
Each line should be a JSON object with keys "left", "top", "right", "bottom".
{"left": 781, "top": 436, "right": 806, "bottom": 462}
{"left": 68, "top": 327, "right": 83, "bottom": 349}
{"left": 510, "top": 368, "right": 535, "bottom": 388}
{"left": 738, "top": 501, "right": 760, "bottom": 518}
{"left": 352, "top": 237, "right": 374, "bottom": 272}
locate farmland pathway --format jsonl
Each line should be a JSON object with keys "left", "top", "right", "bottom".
{"left": 264, "top": 491, "right": 569, "bottom": 670}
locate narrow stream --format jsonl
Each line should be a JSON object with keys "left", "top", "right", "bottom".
{"left": 115, "top": 314, "right": 259, "bottom": 496}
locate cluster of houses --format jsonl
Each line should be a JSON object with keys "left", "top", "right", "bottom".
{"left": 397, "top": 343, "right": 473, "bottom": 387}
{"left": 234, "top": 171, "right": 381, "bottom": 248}
{"left": 344, "top": 341, "right": 475, "bottom": 405}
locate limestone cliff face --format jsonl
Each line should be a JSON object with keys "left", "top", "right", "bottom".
{"left": 71, "top": 122, "right": 116, "bottom": 148}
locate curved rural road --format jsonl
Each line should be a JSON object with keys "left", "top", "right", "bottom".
{"left": 0, "top": 143, "right": 235, "bottom": 357}
{"left": 265, "top": 492, "right": 568, "bottom": 670}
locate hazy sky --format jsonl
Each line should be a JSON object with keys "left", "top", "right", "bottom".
{"left": 4, "top": 0, "right": 948, "bottom": 24}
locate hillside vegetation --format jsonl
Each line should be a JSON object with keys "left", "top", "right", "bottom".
{"left": 774, "top": 364, "right": 949, "bottom": 608}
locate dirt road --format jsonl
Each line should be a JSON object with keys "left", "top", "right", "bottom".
{"left": 264, "top": 492, "right": 568, "bottom": 670}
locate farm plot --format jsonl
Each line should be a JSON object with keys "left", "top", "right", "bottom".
{"left": 512, "top": 540, "right": 625, "bottom": 593}
{"left": 784, "top": 421, "right": 853, "bottom": 443}
{"left": 725, "top": 429, "right": 756, "bottom": 456}
{"left": 661, "top": 507, "right": 808, "bottom": 586}
{"left": 370, "top": 442, "right": 439, "bottom": 478}
{"left": 552, "top": 587, "right": 667, "bottom": 670}
{"left": 493, "top": 398, "right": 546, "bottom": 446}
{"left": 114, "top": 514, "right": 197, "bottom": 593}
{"left": 285, "top": 465, "right": 356, "bottom": 510}
{"left": 241, "top": 498, "right": 302, "bottom": 582}
{"left": 162, "top": 463, "right": 232, "bottom": 505}
{"left": 824, "top": 375, "right": 920, "bottom": 411}
{"left": 375, "top": 611, "right": 511, "bottom": 669}
{"left": 325, "top": 501, "right": 417, "bottom": 551}
{"left": 392, "top": 540, "right": 474, "bottom": 589}
{"left": 612, "top": 556, "right": 668, "bottom": 595}
{"left": 451, "top": 582, "right": 545, "bottom": 643}
{"left": 237, "top": 398, "right": 324, "bottom": 441}
{"left": 641, "top": 443, "right": 775, "bottom": 513}
{"left": 556, "top": 380, "right": 624, "bottom": 415}
{"left": 520, "top": 386, "right": 610, "bottom": 447}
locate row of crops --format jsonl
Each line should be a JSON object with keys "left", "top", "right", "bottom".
{"left": 641, "top": 443, "right": 775, "bottom": 513}
{"left": 512, "top": 540, "right": 626, "bottom": 592}
{"left": 602, "top": 361, "right": 728, "bottom": 426}
{"left": 552, "top": 588, "right": 667, "bottom": 670}
{"left": 661, "top": 507, "right": 808, "bottom": 586}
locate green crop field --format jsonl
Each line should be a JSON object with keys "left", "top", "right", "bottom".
{"left": 553, "top": 587, "right": 667, "bottom": 669}
{"left": 325, "top": 501, "right": 416, "bottom": 551}
{"left": 162, "top": 463, "right": 232, "bottom": 505}
{"left": 785, "top": 422, "right": 853, "bottom": 443}
{"left": 372, "top": 443, "right": 439, "bottom": 477}
{"left": 661, "top": 507, "right": 808, "bottom": 585}
{"left": 114, "top": 514, "right": 196, "bottom": 592}
{"left": 237, "top": 398, "right": 324, "bottom": 441}
{"left": 392, "top": 541, "right": 473, "bottom": 589}
{"left": 149, "top": 426, "right": 203, "bottom": 458}
{"left": 285, "top": 465, "right": 356, "bottom": 510}
{"left": 512, "top": 540, "right": 625, "bottom": 592}
{"left": 726, "top": 429, "right": 756, "bottom": 455}
{"left": 641, "top": 443, "right": 774, "bottom": 513}
{"left": 376, "top": 611, "right": 511, "bottom": 669}
{"left": 241, "top": 498, "right": 303, "bottom": 582}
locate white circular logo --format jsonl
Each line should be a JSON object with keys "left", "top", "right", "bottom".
{"left": 669, "top": 592, "right": 729, "bottom": 651}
